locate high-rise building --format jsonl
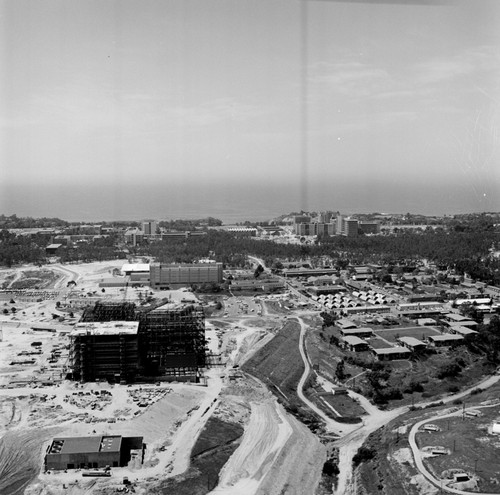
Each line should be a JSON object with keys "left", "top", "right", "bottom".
{"left": 319, "top": 211, "right": 333, "bottom": 223}
{"left": 336, "top": 213, "right": 344, "bottom": 235}
{"left": 344, "top": 218, "right": 359, "bottom": 237}
{"left": 142, "top": 220, "right": 157, "bottom": 236}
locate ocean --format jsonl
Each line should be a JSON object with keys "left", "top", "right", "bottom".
{"left": 2, "top": 179, "right": 499, "bottom": 223}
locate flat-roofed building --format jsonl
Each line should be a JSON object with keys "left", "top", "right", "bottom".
{"left": 225, "top": 227, "right": 258, "bottom": 236}
{"left": 398, "top": 336, "right": 427, "bottom": 352}
{"left": 428, "top": 334, "right": 464, "bottom": 347}
{"left": 449, "top": 326, "right": 478, "bottom": 338}
{"left": 150, "top": 262, "right": 223, "bottom": 289}
{"left": 345, "top": 305, "right": 391, "bottom": 315}
{"left": 121, "top": 263, "right": 150, "bottom": 276}
{"left": 342, "top": 335, "right": 370, "bottom": 352}
{"left": 142, "top": 220, "right": 157, "bottom": 236}
{"left": 336, "top": 319, "right": 357, "bottom": 330}
{"left": 45, "top": 435, "right": 143, "bottom": 470}
{"left": 282, "top": 268, "right": 339, "bottom": 278}
{"left": 448, "top": 320, "right": 478, "bottom": 329}
{"left": 309, "top": 285, "right": 345, "bottom": 296}
{"left": 69, "top": 322, "right": 139, "bottom": 383}
{"left": 46, "top": 243, "right": 63, "bottom": 256}
{"left": 124, "top": 228, "right": 144, "bottom": 246}
{"left": 443, "top": 313, "right": 470, "bottom": 323}
{"left": 372, "top": 346, "right": 412, "bottom": 361}
{"left": 340, "top": 327, "right": 373, "bottom": 338}
{"left": 344, "top": 218, "right": 359, "bottom": 237}
{"left": 359, "top": 221, "right": 381, "bottom": 234}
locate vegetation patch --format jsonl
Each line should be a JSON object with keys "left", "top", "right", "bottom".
{"left": 152, "top": 417, "right": 244, "bottom": 495}
{"left": 10, "top": 270, "right": 59, "bottom": 290}
{"left": 241, "top": 319, "right": 304, "bottom": 405}
{"left": 416, "top": 403, "right": 500, "bottom": 493}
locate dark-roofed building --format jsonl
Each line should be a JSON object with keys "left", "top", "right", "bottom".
{"left": 372, "top": 346, "right": 412, "bottom": 361}
{"left": 46, "top": 243, "right": 63, "bottom": 256}
{"left": 428, "top": 334, "right": 464, "bottom": 347}
{"left": 44, "top": 435, "right": 143, "bottom": 470}
{"left": 342, "top": 336, "right": 370, "bottom": 352}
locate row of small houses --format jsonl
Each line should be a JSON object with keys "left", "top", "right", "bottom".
{"left": 339, "top": 325, "right": 478, "bottom": 361}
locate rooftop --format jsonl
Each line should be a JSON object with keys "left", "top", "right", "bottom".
{"left": 71, "top": 321, "right": 139, "bottom": 337}
{"left": 373, "top": 346, "right": 411, "bottom": 355}
{"left": 48, "top": 436, "right": 122, "bottom": 455}
{"left": 398, "top": 336, "right": 426, "bottom": 346}
{"left": 343, "top": 336, "right": 367, "bottom": 346}
{"left": 429, "top": 334, "right": 464, "bottom": 341}
{"left": 121, "top": 263, "right": 150, "bottom": 273}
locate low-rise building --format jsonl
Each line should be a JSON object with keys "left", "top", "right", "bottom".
{"left": 449, "top": 325, "right": 478, "bottom": 338}
{"left": 150, "top": 262, "right": 223, "bottom": 289}
{"left": 372, "top": 346, "right": 412, "bottom": 361}
{"left": 340, "top": 327, "right": 373, "bottom": 338}
{"left": 45, "top": 435, "right": 143, "bottom": 470}
{"left": 342, "top": 336, "right": 370, "bottom": 352}
{"left": 397, "top": 336, "right": 427, "bottom": 352}
{"left": 428, "top": 334, "right": 464, "bottom": 347}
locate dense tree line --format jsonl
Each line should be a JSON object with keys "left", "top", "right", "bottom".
{"left": 0, "top": 214, "right": 69, "bottom": 229}
{"left": 0, "top": 230, "right": 46, "bottom": 267}
{"left": 158, "top": 217, "right": 222, "bottom": 231}
{"left": 0, "top": 215, "right": 498, "bottom": 285}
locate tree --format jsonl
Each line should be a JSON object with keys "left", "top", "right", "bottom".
{"left": 459, "top": 302, "right": 484, "bottom": 324}
{"left": 335, "top": 359, "right": 346, "bottom": 381}
{"left": 254, "top": 264, "right": 264, "bottom": 278}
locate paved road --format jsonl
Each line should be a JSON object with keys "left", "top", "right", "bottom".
{"left": 408, "top": 403, "right": 500, "bottom": 495}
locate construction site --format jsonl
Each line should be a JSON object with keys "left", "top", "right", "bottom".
{"left": 71, "top": 301, "right": 206, "bottom": 383}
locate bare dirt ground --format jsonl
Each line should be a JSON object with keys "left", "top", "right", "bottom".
{"left": 1, "top": 263, "right": 328, "bottom": 495}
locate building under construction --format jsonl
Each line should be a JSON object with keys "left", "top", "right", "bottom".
{"left": 69, "top": 321, "right": 139, "bottom": 383}
{"left": 70, "top": 301, "right": 205, "bottom": 383}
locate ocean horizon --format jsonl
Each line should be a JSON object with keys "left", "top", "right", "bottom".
{"left": 2, "top": 180, "right": 499, "bottom": 224}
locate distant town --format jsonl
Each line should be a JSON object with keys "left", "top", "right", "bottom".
{"left": 1, "top": 210, "right": 500, "bottom": 495}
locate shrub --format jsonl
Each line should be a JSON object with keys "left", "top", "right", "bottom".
{"left": 323, "top": 459, "right": 339, "bottom": 476}
{"left": 353, "top": 447, "right": 376, "bottom": 467}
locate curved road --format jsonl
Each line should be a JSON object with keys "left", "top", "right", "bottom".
{"left": 295, "top": 313, "right": 500, "bottom": 495}
{"left": 408, "top": 402, "right": 500, "bottom": 495}
{"left": 248, "top": 256, "right": 500, "bottom": 494}
{"left": 296, "top": 317, "right": 358, "bottom": 435}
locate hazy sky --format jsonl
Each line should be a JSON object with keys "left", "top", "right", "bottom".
{"left": 1, "top": 0, "right": 499, "bottom": 216}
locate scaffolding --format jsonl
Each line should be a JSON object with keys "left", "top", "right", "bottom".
{"left": 81, "top": 301, "right": 137, "bottom": 322}
{"left": 137, "top": 304, "right": 205, "bottom": 379}
{"left": 70, "top": 301, "right": 206, "bottom": 383}
{"left": 69, "top": 322, "right": 139, "bottom": 383}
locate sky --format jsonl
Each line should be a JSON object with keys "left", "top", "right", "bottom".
{"left": 1, "top": 0, "right": 499, "bottom": 220}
